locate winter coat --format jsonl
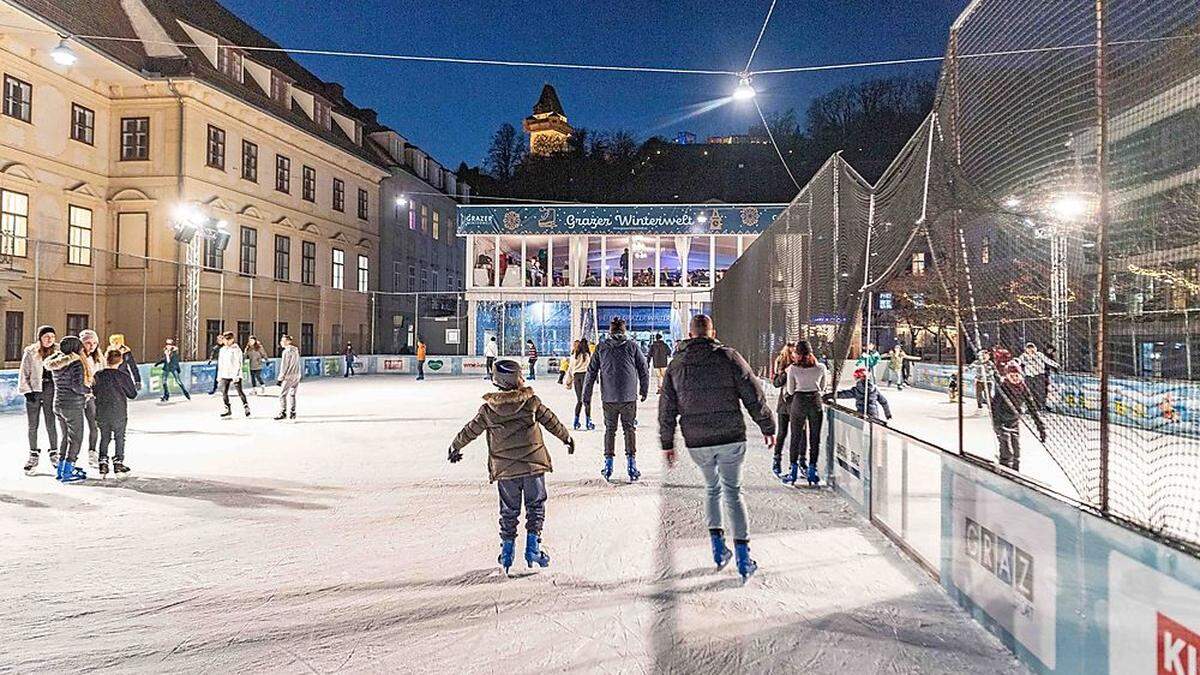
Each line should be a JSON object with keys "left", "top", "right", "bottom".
{"left": 583, "top": 334, "right": 649, "bottom": 404}
{"left": 771, "top": 368, "right": 790, "bottom": 414}
{"left": 833, "top": 380, "right": 893, "bottom": 420}
{"left": 417, "top": 343, "right": 427, "bottom": 361}
{"left": 887, "top": 349, "right": 919, "bottom": 371}
{"left": 245, "top": 345, "right": 266, "bottom": 370}
{"left": 991, "top": 379, "right": 1046, "bottom": 436}
{"left": 18, "top": 343, "right": 53, "bottom": 394}
{"left": 649, "top": 340, "right": 671, "bottom": 368}
{"left": 659, "top": 337, "right": 775, "bottom": 451}
{"left": 484, "top": 340, "right": 498, "bottom": 358}
{"left": 526, "top": 344, "right": 538, "bottom": 362}
{"left": 45, "top": 352, "right": 90, "bottom": 410}
{"left": 855, "top": 350, "right": 881, "bottom": 370}
{"left": 118, "top": 349, "right": 142, "bottom": 387}
{"left": 93, "top": 367, "right": 139, "bottom": 423}
{"left": 563, "top": 352, "right": 590, "bottom": 387}
{"left": 277, "top": 346, "right": 301, "bottom": 386}
{"left": 217, "top": 345, "right": 244, "bottom": 381}
{"left": 155, "top": 347, "right": 182, "bottom": 373}
{"left": 450, "top": 386, "right": 571, "bottom": 482}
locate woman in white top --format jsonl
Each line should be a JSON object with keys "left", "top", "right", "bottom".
{"left": 563, "top": 339, "right": 594, "bottom": 431}
{"left": 216, "top": 331, "right": 250, "bottom": 418}
{"left": 784, "top": 340, "right": 828, "bottom": 486}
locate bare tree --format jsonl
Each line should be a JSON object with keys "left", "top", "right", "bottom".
{"left": 485, "top": 123, "right": 524, "bottom": 181}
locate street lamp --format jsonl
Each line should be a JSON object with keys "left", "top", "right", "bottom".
{"left": 733, "top": 75, "right": 756, "bottom": 101}
{"left": 50, "top": 37, "right": 77, "bottom": 66}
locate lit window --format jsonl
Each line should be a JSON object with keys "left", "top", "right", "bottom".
{"left": 70, "top": 104, "right": 94, "bottom": 145}
{"left": 67, "top": 205, "right": 92, "bottom": 266}
{"left": 981, "top": 237, "right": 991, "bottom": 265}
{"left": 911, "top": 251, "right": 926, "bottom": 276}
{"left": 331, "top": 248, "right": 345, "bottom": 289}
{"left": 206, "top": 125, "right": 226, "bottom": 170}
{"left": 432, "top": 210, "right": 440, "bottom": 240}
{"left": 0, "top": 189, "right": 29, "bottom": 258}
{"left": 120, "top": 117, "right": 150, "bottom": 161}
{"left": 357, "top": 254, "right": 369, "bottom": 293}
{"left": 3, "top": 75, "right": 31, "bottom": 122}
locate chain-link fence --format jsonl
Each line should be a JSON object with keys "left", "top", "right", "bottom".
{"left": 713, "top": 0, "right": 1200, "bottom": 548}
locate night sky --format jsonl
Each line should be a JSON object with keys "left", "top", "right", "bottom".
{"left": 221, "top": 0, "right": 968, "bottom": 168}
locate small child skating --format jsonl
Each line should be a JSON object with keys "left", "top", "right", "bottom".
{"left": 947, "top": 373, "right": 959, "bottom": 403}
{"left": 92, "top": 347, "right": 139, "bottom": 476}
{"left": 827, "top": 366, "right": 893, "bottom": 424}
{"left": 448, "top": 359, "right": 574, "bottom": 574}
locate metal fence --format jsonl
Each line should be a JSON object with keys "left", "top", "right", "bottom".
{"left": 713, "top": 0, "right": 1200, "bottom": 548}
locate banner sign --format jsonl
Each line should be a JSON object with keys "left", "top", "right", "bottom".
{"left": 458, "top": 203, "right": 786, "bottom": 236}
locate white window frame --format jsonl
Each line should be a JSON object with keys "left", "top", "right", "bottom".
{"left": 67, "top": 205, "right": 93, "bottom": 266}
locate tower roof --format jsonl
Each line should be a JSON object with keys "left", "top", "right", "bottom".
{"left": 532, "top": 84, "right": 566, "bottom": 116}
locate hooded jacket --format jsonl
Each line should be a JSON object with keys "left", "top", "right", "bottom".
{"left": 991, "top": 378, "right": 1046, "bottom": 436}
{"left": 45, "top": 351, "right": 91, "bottom": 409}
{"left": 659, "top": 337, "right": 775, "bottom": 451}
{"left": 217, "top": 344, "right": 244, "bottom": 381}
{"left": 832, "top": 380, "right": 893, "bottom": 420}
{"left": 450, "top": 386, "right": 571, "bottom": 482}
{"left": 93, "top": 367, "right": 139, "bottom": 422}
{"left": 583, "top": 333, "right": 649, "bottom": 404}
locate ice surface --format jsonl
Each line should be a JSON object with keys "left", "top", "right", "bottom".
{"left": 0, "top": 377, "right": 1025, "bottom": 673}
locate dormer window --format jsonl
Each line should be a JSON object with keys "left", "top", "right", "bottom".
{"left": 270, "top": 72, "right": 290, "bottom": 107}
{"left": 314, "top": 100, "right": 331, "bottom": 131}
{"left": 217, "top": 46, "right": 243, "bottom": 82}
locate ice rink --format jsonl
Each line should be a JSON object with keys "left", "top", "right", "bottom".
{"left": 1, "top": 376, "right": 1024, "bottom": 673}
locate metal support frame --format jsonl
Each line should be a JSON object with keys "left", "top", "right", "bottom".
{"left": 1050, "top": 231, "right": 1070, "bottom": 362}
{"left": 182, "top": 237, "right": 201, "bottom": 360}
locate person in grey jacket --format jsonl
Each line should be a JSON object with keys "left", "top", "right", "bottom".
{"left": 245, "top": 336, "right": 268, "bottom": 395}
{"left": 19, "top": 325, "right": 59, "bottom": 473}
{"left": 583, "top": 317, "right": 649, "bottom": 481}
{"left": 274, "top": 334, "right": 301, "bottom": 420}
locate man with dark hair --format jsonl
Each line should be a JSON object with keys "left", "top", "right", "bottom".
{"left": 583, "top": 316, "right": 649, "bottom": 481}
{"left": 659, "top": 314, "right": 775, "bottom": 583}
{"left": 649, "top": 333, "right": 671, "bottom": 394}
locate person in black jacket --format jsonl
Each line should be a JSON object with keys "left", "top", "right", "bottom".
{"left": 659, "top": 314, "right": 775, "bottom": 583}
{"left": 154, "top": 338, "right": 191, "bottom": 401}
{"left": 649, "top": 333, "right": 671, "bottom": 394}
{"left": 826, "top": 366, "right": 893, "bottom": 423}
{"left": 583, "top": 317, "right": 649, "bottom": 481}
{"left": 769, "top": 343, "right": 795, "bottom": 476}
{"left": 45, "top": 336, "right": 92, "bottom": 483}
{"left": 93, "top": 348, "right": 139, "bottom": 476}
{"left": 991, "top": 362, "right": 1046, "bottom": 472}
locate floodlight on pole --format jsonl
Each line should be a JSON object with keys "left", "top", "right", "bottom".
{"left": 733, "top": 75, "right": 756, "bottom": 101}
{"left": 50, "top": 37, "right": 77, "bottom": 66}
{"left": 395, "top": 195, "right": 408, "bottom": 207}
{"left": 1051, "top": 194, "right": 1088, "bottom": 221}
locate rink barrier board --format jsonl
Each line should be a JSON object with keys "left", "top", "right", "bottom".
{"left": 825, "top": 405, "right": 1200, "bottom": 675}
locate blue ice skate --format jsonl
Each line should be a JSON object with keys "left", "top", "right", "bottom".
{"left": 806, "top": 465, "right": 820, "bottom": 486}
{"left": 781, "top": 462, "right": 800, "bottom": 485}
{"left": 771, "top": 457, "right": 782, "bottom": 477}
{"left": 498, "top": 539, "right": 516, "bottom": 574}
{"left": 525, "top": 532, "right": 550, "bottom": 568}
{"left": 626, "top": 456, "right": 641, "bottom": 482}
{"left": 601, "top": 456, "right": 614, "bottom": 480}
{"left": 573, "top": 415, "right": 581, "bottom": 431}
{"left": 710, "top": 531, "right": 733, "bottom": 571}
{"left": 585, "top": 419, "right": 595, "bottom": 431}
{"left": 735, "top": 542, "right": 757, "bottom": 583}
{"left": 58, "top": 461, "right": 86, "bottom": 483}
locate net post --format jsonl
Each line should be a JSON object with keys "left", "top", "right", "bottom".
{"left": 1094, "top": 0, "right": 1111, "bottom": 514}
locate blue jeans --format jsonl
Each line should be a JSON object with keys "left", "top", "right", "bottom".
{"left": 687, "top": 441, "right": 748, "bottom": 540}
{"left": 161, "top": 370, "right": 190, "bottom": 400}
{"left": 497, "top": 474, "right": 547, "bottom": 540}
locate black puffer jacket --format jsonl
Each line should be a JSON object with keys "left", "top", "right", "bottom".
{"left": 45, "top": 352, "right": 90, "bottom": 411}
{"left": 583, "top": 333, "right": 649, "bottom": 404}
{"left": 659, "top": 338, "right": 775, "bottom": 451}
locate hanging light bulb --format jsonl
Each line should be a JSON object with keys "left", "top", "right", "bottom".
{"left": 50, "top": 38, "right": 77, "bottom": 66}
{"left": 733, "top": 75, "right": 756, "bottom": 101}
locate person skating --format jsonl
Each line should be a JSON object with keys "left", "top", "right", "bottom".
{"left": 343, "top": 342, "right": 357, "bottom": 377}
{"left": 416, "top": 338, "right": 427, "bottom": 380}
{"left": 991, "top": 362, "right": 1047, "bottom": 472}
{"left": 79, "top": 329, "right": 105, "bottom": 468}
{"left": 108, "top": 333, "right": 142, "bottom": 390}
{"left": 784, "top": 340, "right": 829, "bottom": 486}
{"left": 972, "top": 348, "right": 994, "bottom": 410}
{"left": 563, "top": 339, "right": 594, "bottom": 431}
{"left": 216, "top": 332, "right": 250, "bottom": 418}
{"left": 274, "top": 334, "right": 301, "bottom": 420}
{"left": 205, "top": 338, "right": 222, "bottom": 395}
{"left": 448, "top": 359, "right": 574, "bottom": 574}
{"left": 244, "top": 336, "right": 267, "bottom": 395}
{"left": 92, "top": 348, "right": 139, "bottom": 476}
{"left": 583, "top": 317, "right": 649, "bottom": 481}
{"left": 649, "top": 333, "right": 671, "bottom": 394}
{"left": 854, "top": 342, "right": 881, "bottom": 377}
{"left": 45, "top": 336, "right": 93, "bottom": 483}
{"left": 827, "top": 366, "right": 893, "bottom": 423}
{"left": 153, "top": 339, "right": 191, "bottom": 401}
{"left": 557, "top": 354, "right": 569, "bottom": 385}
{"left": 1018, "top": 341, "right": 1058, "bottom": 411}
{"left": 769, "top": 343, "right": 795, "bottom": 477}
{"left": 885, "top": 344, "right": 920, "bottom": 390}
{"left": 19, "top": 325, "right": 59, "bottom": 473}
{"left": 525, "top": 339, "right": 538, "bottom": 380}
{"left": 483, "top": 336, "right": 498, "bottom": 380}
{"left": 659, "top": 314, "right": 775, "bottom": 583}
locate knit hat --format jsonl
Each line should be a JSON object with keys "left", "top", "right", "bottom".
{"left": 1004, "top": 362, "right": 1023, "bottom": 375}
{"left": 37, "top": 325, "right": 55, "bottom": 339}
{"left": 492, "top": 359, "right": 524, "bottom": 391}
{"left": 59, "top": 335, "right": 83, "bottom": 356}
{"left": 853, "top": 366, "right": 868, "bottom": 380}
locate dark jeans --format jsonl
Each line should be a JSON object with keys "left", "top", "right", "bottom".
{"left": 602, "top": 401, "right": 637, "bottom": 457}
{"left": 98, "top": 417, "right": 127, "bottom": 462}
{"left": 162, "top": 370, "right": 190, "bottom": 400}
{"left": 485, "top": 356, "right": 495, "bottom": 379}
{"left": 788, "top": 392, "right": 823, "bottom": 467}
{"left": 773, "top": 410, "right": 790, "bottom": 462}
{"left": 55, "top": 404, "right": 85, "bottom": 463}
{"left": 85, "top": 397, "right": 98, "bottom": 452}
{"left": 25, "top": 389, "right": 58, "bottom": 452}
{"left": 344, "top": 358, "right": 356, "bottom": 377}
{"left": 573, "top": 378, "right": 591, "bottom": 421}
{"left": 994, "top": 419, "right": 1021, "bottom": 471}
{"left": 497, "top": 474, "right": 548, "bottom": 540}
{"left": 975, "top": 379, "right": 991, "bottom": 409}
{"left": 249, "top": 369, "right": 264, "bottom": 388}
{"left": 528, "top": 360, "right": 537, "bottom": 380}
{"left": 1026, "top": 374, "right": 1049, "bottom": 411}
{"left": 417, "top": 360, "right": 425, "bottom": 379}
{"left": 220, "top": 378, "right": 248, "bottom": 408}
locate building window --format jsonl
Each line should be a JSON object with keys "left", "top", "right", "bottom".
{"left": 206, "top": 124, "right": 226, "bottom": 169}
{"left": 275, "top": 155, "right": 290, "bottom": 193}
{"left": 1, "top": 189, "right": 29, "bottom": 258}
{"left": 357, "top": 254, "right": 369, "bottom": 293}
{"left": 419, "top": 268, "right": 428, "bottom": 292}
{"left": 301, "top": 240, "right": 316, "bottom": 285}
{"left": 272, "top": 322, "right": 289, "bottom": 356}
{"left": 67, "top": 313, "right": 90, "bottom": 337}
{"left": 274, "top": 235, "right": 290, "bottom": 281}
{"left": 331, "top": 248, "right": 345, "bottom": 289}
{"left": 432, "top": 210, "right": 440, "bottom": 240}
{"left": 204, "top": 239, "right": 224, "bottom": 271}
{"left": 67, "top": 205, "right": 92, "bottom": 266}
{"left": 408, "top": 264, "right": 416, "bottom": 291}
{"left": 270, "top": 72, "right": 289, "bottom": 106}
{"left": 70, "top": 103, "right": 94, "bottom": 145}
{"left": 302, "top": 165, "right": 316, "bottom": 202}
{"left": 408, "top": 205, "right": 417, "bottom": 230}
{"left": 236, "top": 320, "right": 252, "bottom": 348}
{"left": 331, "top": 324, "right": 342, "bottom": 353}
{"left": 431, "top": 269, "right": 439, "bottom": 291}
{"left": 301, "top": 322, "right": 314, "bottom": 355}
{"left": 420, "top": 204, "right": 429, "bottom": 233}
{"left": 241, "top": 140, "right": 258, "bottom": 181}
{"left": 3, "top": 75, "right": 31, "bottom": 122}
{"left": 314, "top": 100, "right": 330, "bottom": 130}
{"left": 357, "top": 188, "right": 369, "bottom": 220}
{"left": 911, "top": 251, "right": 926, "bottom": 276}
{"left": 332, "top": 178, "right": 345, "bottom": 212}
{"left": 981, "top": 237, "right": 991, "bottom": 265}
{"left": 5, "top": 311, "right": 24, "bottom": 362}
{"left": 392, "top": 261, "right": 403, "bottom": 291}
{"left": 239, "top": 226, "right": 257, "bottom": 276}
{"left": 120, "top": 117, "right": 150, "bottom": 161}
{"left": 218, "top": 46, "right": 243, "bottom": 82}
{"left": 204, "top": 319, "right": 223, "bottom": 353}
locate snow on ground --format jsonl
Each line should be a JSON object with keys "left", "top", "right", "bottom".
{"left": 0, "top": 376, "right": 1025, "bottom": 674}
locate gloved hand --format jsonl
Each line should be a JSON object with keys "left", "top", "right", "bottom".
{"left": 566, "top": 438, "right": 575, "bottom": 455}
{"left": 448, "top": 447, "right": 462, "bottom": 463}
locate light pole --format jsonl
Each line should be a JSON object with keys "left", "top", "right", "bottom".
{"left": 171, "top": 203, "right": 231, "bottom": 359}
